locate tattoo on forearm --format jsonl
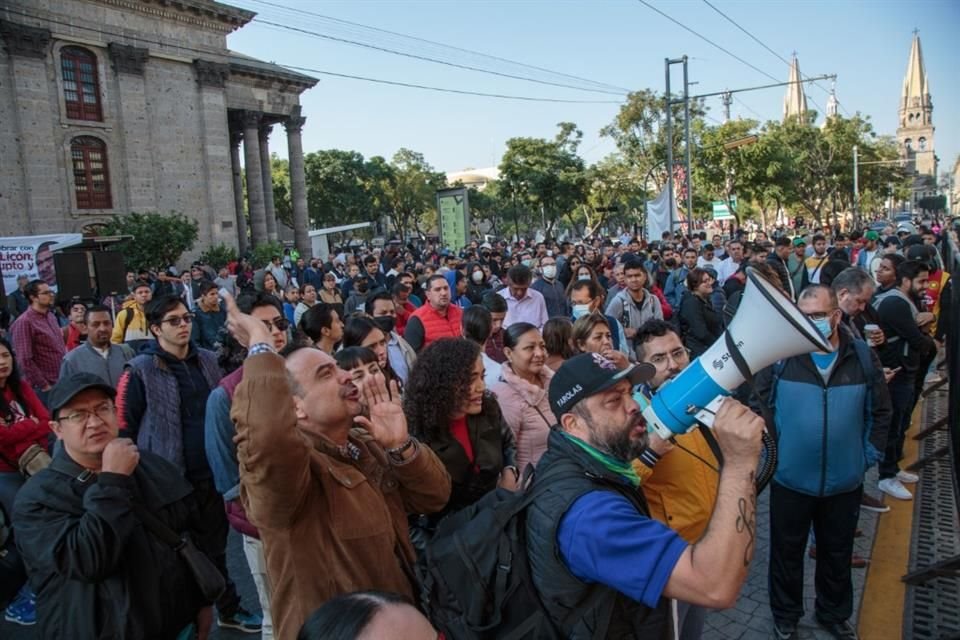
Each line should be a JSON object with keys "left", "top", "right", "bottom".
{"left": 735, "top": 477, "right": 757, "bottom": 568}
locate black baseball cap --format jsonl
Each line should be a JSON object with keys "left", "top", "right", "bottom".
{"left": 47, "top": 373, "right": 115, "bottom": 417}
{"left": 549, "top": 353, "right": 656, "bottom": 417}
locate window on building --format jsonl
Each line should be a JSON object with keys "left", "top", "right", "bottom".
{"left": 919, "top": 137, "right": 927, "bottom": 150}
{"left": 71, "top": 136, "right": 112, "bottom": 209}
{"left": 61, "top": 46, "right": 103, "bottom": 121}
{"left": 904, "top": 138, "right": 912, "bottom": 151}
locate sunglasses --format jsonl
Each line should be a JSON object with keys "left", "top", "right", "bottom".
{"left": 262, "top": 317, "right": 290, "bottom": 331}
{"left": 160, "top": 313, "right": 195, "bottom": 327}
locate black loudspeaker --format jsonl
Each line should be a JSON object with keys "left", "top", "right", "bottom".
{"left": 54, "top": 253, "right": 94, "bottom": 303}
{"left": 93, "top": 252, "right": 127, "bottom": 296}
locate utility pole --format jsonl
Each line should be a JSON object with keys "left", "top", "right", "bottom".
{"left": 683, "top": 56, "right": 693, "bottom": 234}
{"left": 665, "top": 58, "right": 675, "bottom": 236}
{"left": 721, "top": 90, "right": 732, "bottom": 123}
{"left": 852, "top": 145, "right": 859, "bottom": 228}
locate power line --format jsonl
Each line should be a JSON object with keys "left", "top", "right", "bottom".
{"left": 242, "top": 0, "right": 631, "bottom": 94}
{"left": 278, "top": 64, "right": 624, "bottom": 103}
{"left": 635, "top": 0, "right": 780, "bottom": 83}
{"left": 3, "top": 8, "right": 622, "bottom": 104}
{"left": 250, "top": 18, "right": 627, "bottom": 96}
{"left": 700, "top": 0, "right": 849, "bottom": 116}
{"left": 734, "top": 96, "right": 764, "bottom": 120}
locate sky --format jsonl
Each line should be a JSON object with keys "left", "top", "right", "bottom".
{"left": 226, "top": 0, "right": 960, "bottom": 180}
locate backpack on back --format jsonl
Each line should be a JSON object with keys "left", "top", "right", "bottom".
{"left": 418, "top": 473, "right": 584, "bottom": 640}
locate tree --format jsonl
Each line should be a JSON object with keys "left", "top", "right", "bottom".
{"left": 693, "top": 119, "right": 765, "bottom": 225}
{"left": 576, "top": 154, "right": 645, "bottom": 237}
{"left": 464, "top": 183, "right": 505, "bottom": 239}
{"left": 102, "top": 212, "right": 198, "bottom": 271}
{"left": 270, "top": 155, "right": 292, "bottom": 228}
{"left": 303, "top": 149, "right": 376, "bottom": 229}
{"left": 374, "top": 148, "right": 447, "bottom": 241}
{"left": 601, "top": 90, "right": 708, "bottom": 193}
{"left": 499, "top": 122, "right": 586, "bottom": 239}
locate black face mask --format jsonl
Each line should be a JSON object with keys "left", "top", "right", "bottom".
{"left": 373, "top": 316, "right": 396, "bottom": 334}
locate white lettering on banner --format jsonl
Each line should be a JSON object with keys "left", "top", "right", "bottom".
{"left": 0, "top": 234, "right": 84, "bottom": 294}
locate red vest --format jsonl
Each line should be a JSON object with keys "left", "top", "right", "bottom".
{"left": 412, "top": 303, "right": 463, "bottom": 348}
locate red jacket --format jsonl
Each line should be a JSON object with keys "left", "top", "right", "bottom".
{"left": 0, "top": 381, "right": 51, "bottom": 472}
{"left": 410, "top": 303, "right": 463, "bottom": 349}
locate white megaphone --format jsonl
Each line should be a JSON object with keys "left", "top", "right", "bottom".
{"left": 643, "top": 267, "right": 833, "bottom": 439}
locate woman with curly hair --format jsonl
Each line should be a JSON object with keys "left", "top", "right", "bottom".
{"left": 404, "top": 338, "right": 517, "bottom": 525}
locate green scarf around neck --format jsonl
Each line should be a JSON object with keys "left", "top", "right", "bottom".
{"left": 564, "top": 433, "right": 640, "bottom": 488}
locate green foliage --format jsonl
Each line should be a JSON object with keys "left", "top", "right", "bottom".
{"left": 198, "top": 243, "right": 238, "bottom": 270}
{"left": 271, "top": 155, "right": 292, "bottom": 228}
{"left": 375, "top": 148, "right": 447, "bottom": 241}
{"left": 304, "top": 149, "right": 378, "bottom": 229}
{"left": 250, "top": 241, "right": 285, "bottom": 270}
{"left": 499, "top": 122, "right": 586, "bottom": 239}
{"left": 102, "top": 212, "right": 199, "bottom": 271}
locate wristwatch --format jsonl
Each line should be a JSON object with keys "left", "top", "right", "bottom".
{"left": 386, "top": 438, "right": 416, "bottom": 463}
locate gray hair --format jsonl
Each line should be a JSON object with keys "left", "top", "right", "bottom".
{"left": 831, "top": 267, "right": 875, "bottom": 296}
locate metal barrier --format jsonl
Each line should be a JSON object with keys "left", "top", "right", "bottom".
{"left": 902, "top": 223, "right": 960, "bottom": 587}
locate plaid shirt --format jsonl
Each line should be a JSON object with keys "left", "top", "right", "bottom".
{"left": 10, "top": 307, "right": 66, "bottom": 389}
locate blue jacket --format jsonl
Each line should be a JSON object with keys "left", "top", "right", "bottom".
{"left": 663, "top": 267, "right": 689, "bottom": 309}
{"left": 755, "top": 330, "right": 891, "bottom": 497}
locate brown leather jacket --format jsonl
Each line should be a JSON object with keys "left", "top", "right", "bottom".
{"left": 232, "top": 353, "right": 451, "bottom": 640}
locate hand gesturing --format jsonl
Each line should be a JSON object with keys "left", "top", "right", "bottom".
{"left": 353, "top": 372, "right": 408, "bottom": 450}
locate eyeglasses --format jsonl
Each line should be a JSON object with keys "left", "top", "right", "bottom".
{"left": 59, "top": 401, "right": 115, "bottom": 425}
{"left": 805, "top": 310, "right": 837, "bottom": 321}
{"left": 262, "top": 317, "right": 290, "bottom": 331}
{"left": 160, "top": 313, "right": 195, "bottom": 327}
{"left": 647, "top": 347, "right": 690, "bottom": 367}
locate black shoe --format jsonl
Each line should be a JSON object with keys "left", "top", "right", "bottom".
{"left": 816, "top": 618, "right": 859, "bottom": 640}
{"left": 773, "top": 619, "right": 799, "bottom": 640}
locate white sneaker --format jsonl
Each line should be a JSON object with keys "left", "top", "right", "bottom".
{"left": 878, "top": 478, "right": 913, "bottom": 500}
{"left": 897, "top": 470, "right": 919, "bottom": 484}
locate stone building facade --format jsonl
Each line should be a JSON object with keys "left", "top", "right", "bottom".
{"left": 0, "top": 0, "right": 317, "bottom": 257}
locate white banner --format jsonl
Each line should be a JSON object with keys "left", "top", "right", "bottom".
{"left": 645, "top": 187, "right": 678, "bottom": 241}
{"left": 0, "top": 233, "right": 83, "bottom": 294}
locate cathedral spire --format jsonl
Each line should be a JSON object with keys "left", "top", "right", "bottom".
{"left": 902, "top": 29, "right": 930, "bottom": 108}
{"left": 783, "top": 53, "right": 808, "bottom": 123}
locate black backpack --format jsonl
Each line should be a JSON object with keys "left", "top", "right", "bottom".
{"left": 418, "top": 471, "right": 585, "bottom": 640}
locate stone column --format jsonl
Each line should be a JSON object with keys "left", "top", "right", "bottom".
{"left": 229, "top": 129, "right": 249, "bottom": 256}
{"left": 241, "top": 111, "right": 268, "bottom": 247}
{"left": 259, "top": 124, "right": 279, "bottom": 242}
{"left": 285, "top": 109, "right": 311, "bottom": 260}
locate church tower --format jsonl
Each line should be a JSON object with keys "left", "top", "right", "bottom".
{"left": 896, "top": 31, "right": 936, "bottom": 196}
{"left": 821, "top": 81, "right": 839, "bottom": 129}
{"left": 783, "top": 54, "right": 808, "bottom": 123}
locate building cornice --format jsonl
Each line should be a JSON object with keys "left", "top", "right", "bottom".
{"left": 194, "top": 58, "right": 230, "bottom": 87}
{"left": 89, "top": 0, "right": 255, "bottom": 34}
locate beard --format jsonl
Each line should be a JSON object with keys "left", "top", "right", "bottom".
{"left": 589, "top": 414, "right": 648, "bottom": 462}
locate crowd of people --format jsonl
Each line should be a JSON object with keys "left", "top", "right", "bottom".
{"left": 0, "top": 215, "right": 953, "bottom": 640}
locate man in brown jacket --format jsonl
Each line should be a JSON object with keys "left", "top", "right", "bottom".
{"left": 224, "top": 295, "right": 452, "bottom": 640}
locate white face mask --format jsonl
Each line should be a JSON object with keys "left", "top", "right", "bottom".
{"left": 577, "top": 274, "right": 591, "bottom": 281}
{"left": 571, "top": 303, "right": 592, "bottom": 319}
{"left": 542, "top": 265, "right": 557, "bottom": 279}
{"left": 471, "top": 270, "right": 484, "bottom": 283}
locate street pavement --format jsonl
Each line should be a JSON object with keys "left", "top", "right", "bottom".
{"left": 704, "top": 466, "right": 883, "bottom": 640}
